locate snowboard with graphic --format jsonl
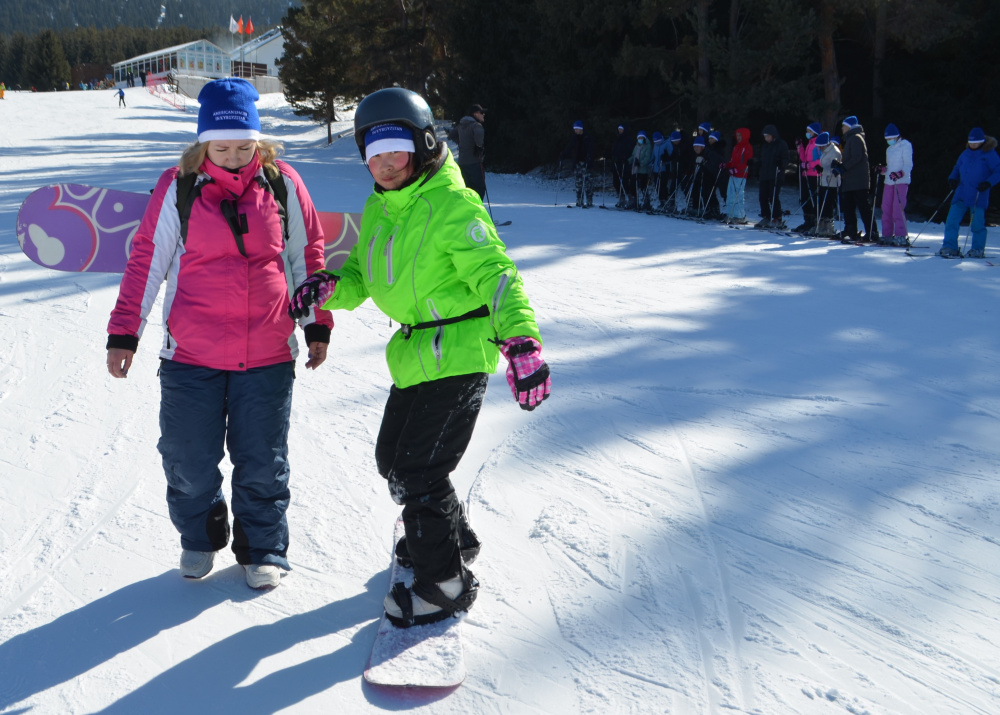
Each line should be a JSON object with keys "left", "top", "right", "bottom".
{"left": 15, "top": 184, "right": 362, "bottom": 273}
{"left": 363, "top": 516, "right": 466, "bottom": 689}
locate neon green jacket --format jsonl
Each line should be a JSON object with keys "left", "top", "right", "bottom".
{"left": 323, "top": 150, "right": 541, "bottom": 388}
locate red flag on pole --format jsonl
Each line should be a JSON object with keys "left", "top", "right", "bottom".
{"left": 246, "top": 17, "right": 254, "bottom": 34}
{"left": 237, "top": 16, "right": 244, "bottom": 34}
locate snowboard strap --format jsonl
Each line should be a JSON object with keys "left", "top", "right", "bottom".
{"left": 390, "top": 582, "right": 414, "bottom": 622}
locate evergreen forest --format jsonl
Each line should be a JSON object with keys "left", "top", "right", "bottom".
{"left": 3, "top": 0, "right": 999, "bottom": 213}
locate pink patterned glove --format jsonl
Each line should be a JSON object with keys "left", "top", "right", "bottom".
{"left": 288, "top": 270, "right": 337, "bottom": 320}
{"left": 499, "top": 337, "right": 551, "bottom": 411}
{"left": 890, "top": 171, "right": 903, "bottom": 181}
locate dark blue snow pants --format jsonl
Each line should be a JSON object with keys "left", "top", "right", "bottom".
{"left": 158, "top": 360, "right": 294, "bottom": 570}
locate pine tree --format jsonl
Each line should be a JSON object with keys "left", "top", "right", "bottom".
{"left": 26, "top": 30, "right": 72, "bottom": 91}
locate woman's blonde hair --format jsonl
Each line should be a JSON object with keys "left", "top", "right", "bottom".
{"left": 178, "top": 138, "right": 284, "bottom": 178}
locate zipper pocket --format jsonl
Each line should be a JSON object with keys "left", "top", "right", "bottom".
{"left": 384, "top": 229, "right": 396, "bottom": 284}
{"left": 426, "top": 298, "right": 443, "bottom": 368}
{"left": 366, "top": 226, "right": 381, "bottom": 283}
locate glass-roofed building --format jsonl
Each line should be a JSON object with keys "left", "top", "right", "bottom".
{"left": 112, "top": 40, "right": 233, "bottom": 84}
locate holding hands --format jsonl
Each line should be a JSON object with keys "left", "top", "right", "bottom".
{"left": 289, "top": 270, "right": 338, "bottom": 320}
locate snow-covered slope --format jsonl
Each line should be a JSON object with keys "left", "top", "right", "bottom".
{"left": 2, "top": 87, "right": 1000, "bottom": 714}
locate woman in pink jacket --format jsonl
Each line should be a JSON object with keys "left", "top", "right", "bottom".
{"left": 793, "top": 122, "right": 822, "bottom": 232}
{"left": 106, "top": 78, "right": 332, "bottom": 590}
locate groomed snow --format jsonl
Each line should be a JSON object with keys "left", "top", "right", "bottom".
{"left": 2, "top": 87, "right": 1000, "bottom": 714}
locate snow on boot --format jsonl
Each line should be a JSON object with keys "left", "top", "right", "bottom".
{"left": 245, "top": 563, "right": 282, "bottom": 590}
{"left": 770, "top": 218, "right": 787, "bottom": 229}
{"left": 938, "top": 246, "right": 962, "bottom": 258}
{"left": 966, "top": 248, "right": 986, "bottom": 258}
{"left": 754, "top": 218, "right": 770, "bottom": 228}
{"left": 395, "top": 504, "right": 482, "bottom": 568}
{"left": 384, "top": 569, "right": 479, "bottom": 628}
{"left": 180, "top": 550, "right": 214, "bottom": 579}
{"left": 877, "top": 234, "right": 893, "bottom": 245}
{"left": 891, "top": 235, "right": 911, "bottom": 247}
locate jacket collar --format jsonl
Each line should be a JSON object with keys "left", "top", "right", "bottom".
{"left": 200, "top": 153, "right": 262, "bottom": 197}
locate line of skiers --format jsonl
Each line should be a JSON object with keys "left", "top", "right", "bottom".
{"left": 560, "top": 117, "right": 999, "bottom": 256}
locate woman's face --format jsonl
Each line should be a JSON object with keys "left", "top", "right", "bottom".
{"left": 368, "top": 151, "right": 415, "bottom": 190}
{"left": 207, "top": 140, "right": 257, "bottom": 170}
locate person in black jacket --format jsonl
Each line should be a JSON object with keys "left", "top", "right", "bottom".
{"left": 690, "top": 136, "right": 726, "bottom": 218}
{"left": 757, "top": 124, "right": 790, "bottom": 228}
{"left": 611, "top": 123, "right": 633, "bottom": 208}
{"left": 836, "top": 115, "right": 878, "bottom": 242}
{"left": 560, "top": 120, "right": 595, "bottom": 207}
{"left": 667, "top": 130, "right": 693, "bottom": 213}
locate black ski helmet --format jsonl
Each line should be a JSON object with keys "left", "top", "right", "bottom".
{"left": 354, "top": 87, "right": 437, "bottom": 163}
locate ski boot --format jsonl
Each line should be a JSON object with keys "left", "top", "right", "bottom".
{"left": 966, "top": 248, "right": 986, "bottom": 258}
{"left": 938, "top": 246, "right": 962, "bottom": 258}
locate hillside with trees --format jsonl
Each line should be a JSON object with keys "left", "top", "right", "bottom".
{"left": 0, "top": 0, "right": 294, "bottom": 35}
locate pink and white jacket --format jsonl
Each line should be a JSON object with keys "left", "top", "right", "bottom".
{"left": 108, "top": 156, "right": 332, "bottom": 370}
{"left": 797, "top": 136, "right": 820, "bottom": 177}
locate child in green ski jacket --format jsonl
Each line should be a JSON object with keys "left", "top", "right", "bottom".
{"left": 289, "top": 88, "right": 551, "bottom": 628}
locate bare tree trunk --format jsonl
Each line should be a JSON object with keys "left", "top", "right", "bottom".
{"left": 728, "top": 0, "right": 741, "bottom": 82}
{"left": 872, "top": 0, "right": 886, "bottom": 121}
{"left": 817, "top": 0, "right": 841, "bottom": 132}
{"left": 696, "top": 0, "right": 711, "bottom": 118}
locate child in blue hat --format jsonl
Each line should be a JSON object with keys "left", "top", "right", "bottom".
{"left": 878, "top": 123, "right": 914, "bottom": 246}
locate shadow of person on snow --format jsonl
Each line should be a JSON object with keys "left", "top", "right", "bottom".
{"left": 0, "top": 569, "right": 384, "bottom": 713}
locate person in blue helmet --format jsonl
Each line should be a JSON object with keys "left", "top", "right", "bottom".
{"left": 939, "top": 127, "right": 1000, "bottom": 258}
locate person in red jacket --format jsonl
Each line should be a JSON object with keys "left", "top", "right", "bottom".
{"left": 106, "top": 78, "right": 332, "bottom": 590}
{"left": 793, "top": 122, "right": 822, "bottom": 232}
{"left": 723, "top": 127, "right": 753, "bottom": 223}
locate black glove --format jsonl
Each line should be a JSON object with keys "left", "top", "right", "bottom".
{"left": 977, "top": 181, "right": 991, "bottom": 192}
{"left": 816, "top": 165, "right": 824, "bottom": 173}
{"left": 949, "top": 178, "right": 960, "bottom": 191}
{"left": 831, "top": 160, "right": 842, "bottom": 169}
{"left": 288, "top": 270, "right": 338, "bottom": 320}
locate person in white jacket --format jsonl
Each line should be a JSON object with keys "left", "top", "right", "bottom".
{"left": 878, "top": 123, "right": 913, "bottom": 246}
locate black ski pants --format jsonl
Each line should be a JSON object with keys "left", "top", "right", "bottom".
{"left": 459, "top": 162, "right": 486, "bottom": 199}
{"left": 758, "top": 178, "right": 783, "bottom": 220}
{"left": 840, "top": 188, "right": 877, "bottom": 239}
{"left": 375, "top": 372, "right": 488, "bottom": 584}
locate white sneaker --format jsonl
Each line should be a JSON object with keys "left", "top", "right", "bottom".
{"left": 179, "top": 550, "right": 214, "bottom": 579}
{"left": 245, "top": 563, "right": 282, "bottom": 589}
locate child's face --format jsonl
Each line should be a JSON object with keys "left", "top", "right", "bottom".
{"left": 368, "top": 151, "right": 415, "bottom": 190}
{"left": 208, "top": 140, "right": 257, "bottom": 170}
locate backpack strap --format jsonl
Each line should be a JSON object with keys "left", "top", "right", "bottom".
{"left": 175, "top": 172, "right": 211, "bottom": 245}
{"left": 258, "top": 169, "right": 289, "bottom": 244}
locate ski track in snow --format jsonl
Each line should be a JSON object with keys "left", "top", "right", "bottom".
{"left": 2, "top": 89, "right": 1000, "bottom": 713}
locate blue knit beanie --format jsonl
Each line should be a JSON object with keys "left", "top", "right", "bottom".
{"left": 363, "top": 123, "right": 416, "bottom": 163}
{"left": 669, "top": 130, "right": 682, "bottom": 142}
{"left": 969, "top": 127, "right": 986, "bottom": 144}
{"left": 814, "top": 132, "right": 830, "bottom": 147}
{"left": 197, "top": 78, "right": 261, "bottom": 143}
{"left": 806, "top": 122, "right": 822, "bottom": 136}
{"left": 652, "top": 131, "right": 664, "bottom": 143}
{"left": 636, "top": 130, "right": 648, "bottom": 141}
{"left": 693, "top": 136, "right": 706, "bottom": 147}
{"left": 573, "top": 120, "right": 584, "bottom": 130}
{"left": 841, "top": 115, "right": 859, "bottom": 129}
{"left": 884, "top": 123, "right": 900, "bottom": 139}
{"left": 698, "top": 122, "right": 712, "bottom": 133}
{"left": 709, "top": 131, "right": 721, "bottom": 142}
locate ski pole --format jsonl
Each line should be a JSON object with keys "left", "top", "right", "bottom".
{"left": 554, "top": 163, "right": 562, "bottom": 206}
{"left": 908, "top": 188, "right": 955, "bottom": 247}
{"left": 601, "top": 157, "right": 608, "bottom": 208}
{"left": 961, "top": 191, "right": 980, "bottom": 254}
{"left": 481, "top": 164, "right": 496, "bottom": 222}
{"left": 769, "top": 167, "right": 780, "bottom": 223}
{"left": 868, "top": 170, "right": 882, "bottom": 239}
